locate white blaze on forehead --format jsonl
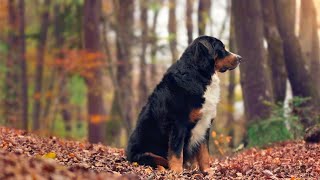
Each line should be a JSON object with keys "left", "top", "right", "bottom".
{"left": 188, "top": 74, "right": 220, "bottom": 150}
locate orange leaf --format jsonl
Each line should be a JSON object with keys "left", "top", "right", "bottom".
{"left": 69, "top": 153, "right": 75, "bottom": 158}
{"left": 214, "top": 140, "right": 219, "bottom": 145}
{"left": 90, "top": 115, "right": 103, "bottom": 124}
{"left": 33, "top": 92, "right": 41, "bottom": 100}
{"left": 211, "top": 131, "right": 217, "bottom": 138}
{"left": 225, "top": 136, "right": 232, "bottom": 143}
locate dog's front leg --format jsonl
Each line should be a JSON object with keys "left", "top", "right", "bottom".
{"left": 168, "top": 126, "right": 186, "bottom": 173}
{"left": 196, "top": 143, "right": 210, "bottom": 172}
{"left": 196, "top": 128, "right": 212, "bottom": 174}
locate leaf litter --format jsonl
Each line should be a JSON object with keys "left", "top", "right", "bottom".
{"left": 0, "top": 127, "right": 319, "bottom": 179}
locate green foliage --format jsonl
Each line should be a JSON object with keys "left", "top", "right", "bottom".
{"left": 57, "top": 0, "right": 83, "bottom": 48}
{"left": 247, "top": 119, "right": 293, "bottom": 147}
{"left": 52, "top": 114, "right": 87, "bottom": 139}
{"left": 149, "top": 1, "right": 161, "bottom": 11}
{"left": 67, "top": 75, "right": 86, "bottom": 105}
{"left": 0, "top": 40, "right": 8, "bottom": 74}
{"left": 167, "top": 33, "right": 176, "bottom": 42}
{"left": 0, "top": 40, "right": 8, "bottom": 53}
{"left": 0, "top": 41, "right": 7, "bottom": 102}
{"left": 247, "top": 97, "right": 307, "bottom": 147}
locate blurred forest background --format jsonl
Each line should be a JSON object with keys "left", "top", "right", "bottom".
{"left": 0, "top": 0, "right": 320, "bottom": 155}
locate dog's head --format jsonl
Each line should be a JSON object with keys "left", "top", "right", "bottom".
{"left": 191, "top": 36, "right": 242, "bottom": 73}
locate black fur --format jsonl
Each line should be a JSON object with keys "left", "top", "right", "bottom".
{"left": 126, "top": 36, "right": 234, "bottom": 168}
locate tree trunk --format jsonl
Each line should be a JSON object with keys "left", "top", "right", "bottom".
{"left": 32, "top": 0, "right": 50, "bottom": 131}
{"left": 18, "top": 0, "right": 28, "bottom": 131}
{"left": 138, "top": 0, "right": 149, "bottom": 109}
{"left": 186, "top": 0, "right": 193, "bottom": 44}
{"left": 107, "top": 93, "right": 123, "bottom": 146}
{"left": 53, "top": 4, "right": 72, "bottom": 135}
{"left": 5, "top": 0, "right": 20, "bottom": 127}
{"left": 227, "top": 9, "right": 236, "bottom": 138}
{"left": 261, "top": 0, "right": 287, "bottom": 103}
{"left": 114, "top": 0, "right": 135, "bottom": 136}
{"left": 168, "top": 0, "right": 178, "bottom": 63}
{"left": 299, "top": 0, "right": 320, "bottom": 91}
{"left": 232, "top": 0, "right": 274, "bottom": 121}
{"left": 84, "top": 0, "right": 107, "bottom": 143}
{"left": 274, "top": 0, "right": 320, "bottom": 106}
{"left": 198, "top": 0, "right": 211, "bottom": 35}
{"left": 150, "top": 5, "right": 160, "bottom": 88}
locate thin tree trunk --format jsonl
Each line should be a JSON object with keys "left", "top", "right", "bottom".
{"left": 60, "top": 81, "right": 72, "bottom": 136}
{"left": 138, "top": 0, "right": 149, "bottom": 109}
{"left": 101, "top": 14, "right": 127, "bottom": 146}
{"left": 5, "top": 0, "right": 20, "bottom": 127}
{"left": 232, "top": 0, "right": 274, "bottom": 121}
{"left": 84, "top": 0, "right": 107, "bottom": 143}
{"left": 113, "top": 0, "right": 135, "bottom": 136}
{"left": 227, "top": 8, "right": 236, "bottom": 133}
{"left": 274, "top": 0, "right": 320, "bottom": 107}
{"left": 53, "top": 4, "right": 72, "bottom": 135}
{"left": 18, "top": 0, "right": 28, "bottom": 131}
{"left": 186, "top": 0, "right": 193, "bottom": 44}
{"left": 33, "top": 0, "right": 50, "bottom": 131}
{"left": 150, "top": 6, "right": 160, "bottom": 87}
{"left": 261, "top": 0, "right": 287, "bottom": 103}
{"left": 168, "top": 0, "right": 178, "bottom": 63}
{"left": 198, "top": 0, "right": 211, "bottom": 35}
{"left": 299, "top": 0, "right": 320, "bottom": 91}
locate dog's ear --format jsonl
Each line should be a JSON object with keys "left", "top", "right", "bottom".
{"left": 194, "top": 41, "right": 214, "bottom": 70}
{"left": 194, "top": 40, "right": 212, "bottom": 58}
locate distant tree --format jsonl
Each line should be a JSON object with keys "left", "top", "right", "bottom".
{"left": 18, "top": 0, "right": 28, "bottom": 130}
{"left": 261, "top": 0, "right": 287, "bottom": 103}
{"left": 186, "top": 0, "right": 193, "bottom": 44}
{"left": 274, "top": 0, "right": 320, "bottom": 108}
{"left": 33, "top": 0, "right": 50, "bottom": 131}
{"left": 149, "top": 0, "right": 161, "bottom": 88}
{"left": 227, "top": 9, "right": 236, "bottom": 145}
{"left": 84, "top": 0, "right": 107, "bottom": 143}
{"left": 53, "top": 3, "right": 72, "bottom": 135}
{"left": 168, "top": 0, "right": 178, "bottom": 62}
{"left": 299, "top": 0, "right": 320, "bottom": 91}
{"left": 5, "top": 0, "right": 20, "bottom": 127}
{"left": 138, "top": 0, "right": 149, "bottom": 110}
{"left": 113, "top": 0, "right": 135, "bottom": 136}
{"left": 198, "top": 0, "right": 211, "bottom": 35}
{"left": 232, "top": 0, "right": 274, "bottom": 121}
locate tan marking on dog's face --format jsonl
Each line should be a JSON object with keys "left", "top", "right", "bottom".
{"left": 144, "top": 152, "right": 168, "bottom": 168}
{"left": 189, "top": 108, "right": 202, "bottom": 123}
{"left": 215, "top": 53, "right": 240, "bottom": 72}
{"left": 196, "top": 143, "right": 210, "bottom": 172}
{"left": 168, "top": 149, "right": 183, "bottom": 173}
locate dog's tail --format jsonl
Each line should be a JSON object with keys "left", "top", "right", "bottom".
{"left": 127, "top": 152, "right": 168, "bottom": 168}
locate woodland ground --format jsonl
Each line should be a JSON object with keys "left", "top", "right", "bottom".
{"left": 0, "top": 126, "right": 319, "bottom": 180}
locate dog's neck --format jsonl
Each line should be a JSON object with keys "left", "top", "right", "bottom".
{"left": 197, "top": 63, "right": 215, "bottom": 83}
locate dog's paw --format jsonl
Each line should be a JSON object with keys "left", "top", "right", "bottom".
{"left": 201, "top": 168, "right": 215, "bottom": 176}
{"left": 170, "top": 166, "right": 183, "bottom": 173}
{"left": 157, "top": 165, "right": 166, "bottom": 172}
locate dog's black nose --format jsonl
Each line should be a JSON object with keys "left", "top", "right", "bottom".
{"left": 237, "top": 55, "right": 243, "bottom": 62}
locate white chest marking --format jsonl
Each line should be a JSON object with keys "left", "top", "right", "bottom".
{"left": 188, "top": 74, "right": 220, "bottom": 150}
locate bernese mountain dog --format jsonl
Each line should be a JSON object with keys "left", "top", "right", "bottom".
{"left": 126, "top": 36, "right": 242, "bottom": 173}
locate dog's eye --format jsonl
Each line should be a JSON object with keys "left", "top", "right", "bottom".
{"left": 216, "top": 49, "right": 223, "bottom": 58}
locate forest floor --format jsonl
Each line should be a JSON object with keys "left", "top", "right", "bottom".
{"left": 0, "top": 127, "right": 319, "bottom": 180}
